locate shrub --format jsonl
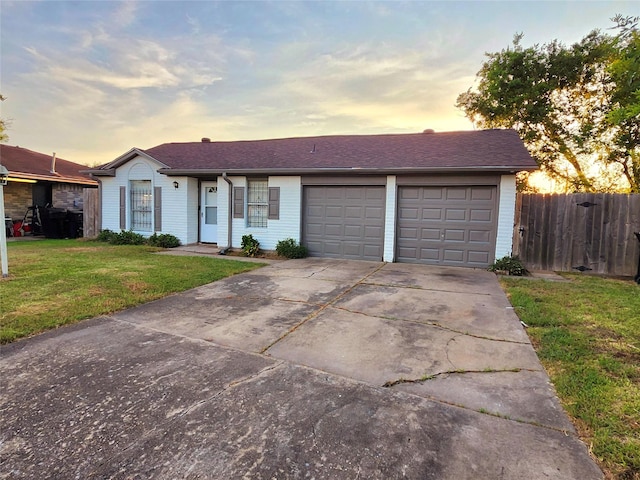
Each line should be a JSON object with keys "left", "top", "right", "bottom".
{"left": 96, "top": 229, "right": 117, "bottom": 243}
{"left": 241, "top": 234, "right": 260, "bottom": 257}
{"left": 147, "top": 233, "right": 181, "bottom": 248}
{"left": 109, "top": 230, "right": 146, "bottom": 246}
{"left": 276, "top": 238, "right": 308, "bottom": 259}
{"left": 488, "top": 255, "right": 528, "bottom": 276}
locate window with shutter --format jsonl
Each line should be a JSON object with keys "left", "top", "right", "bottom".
{"left": 247, "top": 179, "right": 268, "bottom": 228}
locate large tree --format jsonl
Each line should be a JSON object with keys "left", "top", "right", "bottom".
{"left": 456, "top": 18, "right": 639, "bottom": 192}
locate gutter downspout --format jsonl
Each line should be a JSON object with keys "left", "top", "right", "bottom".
{"left": 221, "top": 172, "right": 233, "bottom": 253}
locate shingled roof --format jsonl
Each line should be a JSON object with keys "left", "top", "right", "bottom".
{"left": 89, "top": 129, "right": 537, "bottom": 176}
{"left": 0, "top": 144, "right": 97, "bottom": 185}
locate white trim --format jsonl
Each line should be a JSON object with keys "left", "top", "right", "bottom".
{"left": 495, "top": 174, "right": 517, "bottom": 260}
{"left": 383, "top": 175, "right": 397, "bottom": 262}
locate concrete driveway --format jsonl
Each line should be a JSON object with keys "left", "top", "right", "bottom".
{"left": 0, "top": 259, "right": 602, "bottom": 479}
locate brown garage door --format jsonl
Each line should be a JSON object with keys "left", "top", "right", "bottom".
{"left": 396, "top": 185, "right": 497, "bottom": 267}
{"left": 303, "top": 186, "right": 385, "bottom": 261}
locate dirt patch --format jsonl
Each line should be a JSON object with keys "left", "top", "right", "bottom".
{"left": 224, "top": 249, "right": 286, "bottom": 261}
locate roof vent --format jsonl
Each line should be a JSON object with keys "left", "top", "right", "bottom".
{"left": 201, "top": 137, "right": 211, "bottom": 143}
{"left": 423, "top": 129, "right": 435, "bottom": 134}
{"left": 50, "top": 152, "right": 57, "bottom": 174}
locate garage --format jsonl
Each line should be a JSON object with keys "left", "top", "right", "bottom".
{"left": 396, "top": 185, "right": 497, "bottom": 267}
{"left": 303, "top": 185, "right": 385, "bottom": 261}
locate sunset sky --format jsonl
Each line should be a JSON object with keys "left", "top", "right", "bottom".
{"left": 1, "top": 0, "right": 637, "bottom": 166}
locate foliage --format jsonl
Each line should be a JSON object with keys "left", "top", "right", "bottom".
{"left": 456, "top": 17, "right": 640, "bottom": 193}
{"left": 275, "top": 238, "right": 309, "bottom": 259}
{"left": 0, "top": 94, "right": 8, "bottom": 142}
{"left": 147, "top": 233, "right": 181, "bottom": 248}
{"left": 106, "top": 230, "right": 146, "bottom": 245}
{"left": 605, "top": 16, "right": 640, "bottom": 193}
{"left": 96, "top": 229, "right": 117, "bottom": 243}
{"left": 502, "top": 275, "right": 640, "bottom": 479}
{"left": 0, "top": 240, "right": 264, "bottom": 343}
{"left": 241, "top": 234, "right": 260, "bottom": 257}
{"left": 488, "top": 255, "right": 528, "bottom": 276}
{"left": 96, "top": 230, "right": 181, "bottom": 248}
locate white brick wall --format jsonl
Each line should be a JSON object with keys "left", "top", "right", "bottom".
{"left": 220, "top": 176, "right": 302, "bottom": 250}
{"left": 99, "top": 155, "right": 194, "bottom": 245}
{"left": 101, "top": 161, "right": 517, "bottom": 261}
{"left": 495, "top": 174, "right": 517, "bottom": 260}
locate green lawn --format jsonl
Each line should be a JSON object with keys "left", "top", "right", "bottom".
{"left": 0, "top": 239, "right": 265, "bottom": 344}
{"left": 501, "top": 274, "right": 640, "bottom": 480}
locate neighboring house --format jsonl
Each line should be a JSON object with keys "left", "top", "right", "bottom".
{"left": 86, "top": 129, "right": 537, "bottom": 267}
{"left": 0, "top": 144, "right": 98, "bottom": 221}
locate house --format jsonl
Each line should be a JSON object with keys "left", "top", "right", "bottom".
{"left": 86, "top": 129, "right": 537, "bottom": 267}
{"left": 0, "top": 144, "right": 98, "bottom": 221}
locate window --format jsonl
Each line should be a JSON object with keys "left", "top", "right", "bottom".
{"left": 247, "top": 179, "right": 268, "bottom": 228}
{"left": 130, "top": 180, "right": 152, "bottom": 231}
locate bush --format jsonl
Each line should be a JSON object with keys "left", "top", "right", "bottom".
{"left": 276, "top": 238, "right": 308, "bottom": 259}
{"left": 96, "top": 229, "right": 117, "bottom": 243}
{"left": 241, "top": 234, "right": 260, "bottom": 257}
{"left": 147, "top": 233, "right": 181, "bottom": 248}
{"left": 109, "top": 230, "right": 146, "bottom": 246}
{"left": 488, "top": 255, "right": 528, "bottom": 276}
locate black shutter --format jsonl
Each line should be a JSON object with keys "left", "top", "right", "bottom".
{"left": 119, "top": 186, "right": 126, "bottom": 230}
{"left": 268, "top": 187, "right": 280, "bottom": 220}
{"left": 233, "top": 187, "right": 244, "bottom": 218}
{"left": 154, "top": 186, "right": 162, "bottom": 232}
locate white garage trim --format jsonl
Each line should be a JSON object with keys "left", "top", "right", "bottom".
{"left": 383, "top": 175, "right": 397, "bottom": 262}
{"left": 495, "top": 174, "right": 517, "bottom": 260}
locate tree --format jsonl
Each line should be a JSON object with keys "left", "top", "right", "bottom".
{"left": 604, "top": 16, "right": 640, "bottom": 192}
{"left": 0, "top": 94, "right": 7, "bottom": 143}
{"left": 456, "top": 19, "right": 640, "bottom": 193}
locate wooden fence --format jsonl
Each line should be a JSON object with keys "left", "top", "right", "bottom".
{"left": 513, "top": 193, "right": 640, "bottom": 276}
{"left": 83, "top": 188, "right": 100, "bottom": 238}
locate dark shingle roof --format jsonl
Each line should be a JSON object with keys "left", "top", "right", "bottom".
{"left": 0, "top": 144, "right": 97, "bottom": 185}
{"left": 91, "top": 129, "right": 537, "bottom": 175}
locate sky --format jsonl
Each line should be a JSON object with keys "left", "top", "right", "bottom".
{"left": 1, "top": 1, "right": 638, "bottom": 167}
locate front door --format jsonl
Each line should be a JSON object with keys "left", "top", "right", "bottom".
{"left": 200, "top": 182, "right": 218, "bottom": 243}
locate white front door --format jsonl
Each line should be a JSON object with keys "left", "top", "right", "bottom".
{"left": 200, "top": 182, "right": 218, "bottom": 243}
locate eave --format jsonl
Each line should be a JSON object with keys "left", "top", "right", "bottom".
{"left": 156, "top": 165, "right": 538, "bottom": 177}
{"left": 6, "top": 171, "right": 98, "bottom": 186}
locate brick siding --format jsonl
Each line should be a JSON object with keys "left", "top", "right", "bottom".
{"left": 53, "top": 184, "right": 84, "bottom": 210}
{"left": 3, "top": 183, "right": 32, "bottom": 220}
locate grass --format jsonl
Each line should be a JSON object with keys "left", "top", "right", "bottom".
{"left": 0, "top": 239, "right": 265, "bottom": 344}
{"left": 501, "top": 274, "right": 640, "bottom": 480}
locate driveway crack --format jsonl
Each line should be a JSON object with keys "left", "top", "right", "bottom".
{"left": 381, "top": 367, "right": 537, "bottom": 388}
{"left": 330, "top": 304, "right": 531, "bottom": 345}
{"left": 260, "top": 263, "right": 388, "bottom": 354}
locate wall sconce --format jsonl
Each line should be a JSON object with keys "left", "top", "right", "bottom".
{"left": 173, "top": 181, "right": 179, "bottom": 189}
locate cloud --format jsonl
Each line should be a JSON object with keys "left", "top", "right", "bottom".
{"left": 261, "top": 40, "right": 475, "bottom": 134}
{"left": 112, "top": 0, "right": 138, "bottom": 27}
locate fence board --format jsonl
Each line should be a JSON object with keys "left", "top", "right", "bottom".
{"left": 514, "top": 193, "right": 640, "bottom": 276}
{"left": 83, "top": 188, "right": 100, "bottom": 238}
